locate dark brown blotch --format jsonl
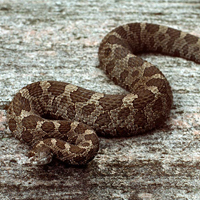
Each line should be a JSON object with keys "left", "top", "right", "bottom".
{"left": 114, "top": 47, "right": 129, "bottom": 59}
{"left": 104, "top": 47, "right": 112, "bottom": 57}
{"left": 146, "top": 78, "right": 168, "bottom": 93}
{"left": 67, "top": 105, "right": 76, "bottom": 119}
{"left": 55, "top": 140, "right": 66, "bottom": 150}
{"left": 82, "top": 103, "right": 96, "bottom": 117}
{"left": 115, "top": 26, "right": 128, "bottom": 39}
{"left": 128, "top": 56, "right": 144, "bottom": 68}
{"left": 182, "top": 44, "right": 189, "bottom": 55}
{"left": 95, "top": 112, "right": 111, "bottom": 127}
{"left": 143, "top": 66, "right": 161, "bottom": 77}
{"left": 107, "top": 35, "right": 131, "bottom": 51}
{"left": 105, "top": 60, "right": 115, "bottom": 74}
{"left": 152, "top": 97, "right": 163, "bottom": 113}
{"left": 21, "top": 130, "right": 33, "bottom": 143}
{"left": 22, "top": 115, "right": 42, "bottom": 130}
{"left": 60, "top": 95, "right": 76, "bottom": 119}
{"left": 149, "top": 36, "right": 156, "bottom": 48}
{"left": 70, "top": 87, "right": 94, "bottom": 103}
{"left": 112, "top": 77, "right": 118, "bottom": 85}
{"left": 166, "top": 27, "right": 181, "bottom": 39}
{"left": 58, "top": 121, "right": 71, "bottom": 135}
{"left": 131, "top": 70, "right": 139, "bottom": 77}
{"left": 99, "top": 95, "right": 123, "bottom": 110}
{"left": 184, "top": 34, "right": 199, "bottom": 44}
{"left": 48, "top": 81, "right": 67, "bottom": 96}
{"left": 8, "top": 119, "right": 17, "bottom": 132}
{"left": 118, "top": 107, "right": 131, "bottom": 119}
{"left": 13, "top": 93, "right": 31, "bottom": 116}
{"left": 134, "top": 110, "right": 147, "bottom": 129}
{"left": 41, "top": 121, "right": 55, "bottom": 133}
{"left": 128, "top": 23, "right": 141, "bottom": 34}
{"left": 85, "top": 134, "right": 99, "bottom": 145}
{"left": 145, "top": 24, "right": 160, "bottom": 34}
{"left": 166, "top": 28, "right": 181, "bottom": 50}
{"left": 158, "top": 33, "right": 166, "bottom": 42}
{"left": 74, "top": 123, "right": 87, "bottom": 135}
{"left": 70, "top": 145, "right": 85, "bottom": 154}
{"left": 131, "top": 78, "right": 140, "bottom": 88}
{"left": 107, "top": 35, "right": 123, "bottom": 45}
{"left": 43, "top": 138, "right": 53, "bottom": 147}
{"left": 132, "top": 89, "right": 155, "bottom": 108}
{"left": 120, "top": 70, "right": 129, "bottom": 82}
{"left": 26, "top": 82, "right": 43, "bottom": 97}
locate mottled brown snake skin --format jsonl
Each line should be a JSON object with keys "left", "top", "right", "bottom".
{"left": 7, "top": 23, "right": 200, "bottom": 165}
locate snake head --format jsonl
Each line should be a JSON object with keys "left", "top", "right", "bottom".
{"left": 28, "top": 143, "right": 53, "bottom": 165}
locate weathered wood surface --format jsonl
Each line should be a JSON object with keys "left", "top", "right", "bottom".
{"left": 0, "top": 0, "right": 200, "bottom": 199}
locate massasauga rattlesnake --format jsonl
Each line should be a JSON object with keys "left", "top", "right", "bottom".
{"left": 7, "top": 23, "right": 200, "bottom": 165}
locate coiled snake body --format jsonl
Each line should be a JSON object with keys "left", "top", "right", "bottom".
{"left": 7, "top": 23, "right": 200, "bottom": 165}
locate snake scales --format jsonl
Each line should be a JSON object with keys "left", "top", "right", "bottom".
{"left": 7, "top": 23, "right": 200, "bottom": 165}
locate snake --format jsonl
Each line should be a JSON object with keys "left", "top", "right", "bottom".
{"left": 7, "top": 23, "right": 200, "bottom": 165}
